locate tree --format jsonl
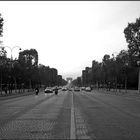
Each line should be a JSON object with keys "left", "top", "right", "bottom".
{"left": 0, "top": 13, "right": 3, "bottom": 36}
{"left": 18, "top": 49, "right": 38, "bottom": 67}
{"left": 92, "top": 60, "right": 102, "bottom": 86}
{"left": 18, "top": 49, "right": 39, "bottom": 89}
{"left": 124, "top": 17, "right": 140, "bottom": 92}
{"left": 0, "top": 47, "right": 7, "bottom": 60}
{"left": 71, "top": 77, "right": 82, "bottom": 87}
{"left": 102, "top": 55, "right": 110, "bottom": 83}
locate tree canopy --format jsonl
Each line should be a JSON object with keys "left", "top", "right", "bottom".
{"left": 0, "top": 13, "right": 3, "bottom": 36}
{"left": 124, "top": 17, "right": 140, "bottom": 66}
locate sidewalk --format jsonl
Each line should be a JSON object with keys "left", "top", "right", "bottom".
{"left": 93, "top": 88, "right": 140, "bottom": 97}
{"left": 0, "top": 89, "right": 35, "bottom": 100}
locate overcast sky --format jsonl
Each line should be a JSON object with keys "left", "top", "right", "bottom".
{"left": 0, "top": 1, "right": 140, "bottom": 79}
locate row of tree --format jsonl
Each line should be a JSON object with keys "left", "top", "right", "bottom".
{"left": 0, "top": 14, "right": 67, "bottom": 94}
{"left": 0, "top": 48, "right": 67, "bottom": 92}
{"left": 79, "top": 51, "right": 138, "bottom": 90}
{"left": 73, "top": 17, "right": 140, "bottom": 92}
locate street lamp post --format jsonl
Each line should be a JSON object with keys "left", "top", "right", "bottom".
{"left": 124, "top": 62, "right": 128, "bottom": 93}
{"left": 0, "top": 65, "right": 2, "bottom": 94}
{"left": 0, "top": 42, "right": 3, "bottom": 94}
{"left": 112, "top": 52, "right": 118, "bottom": 92}
{"left": 137, "top": 60, "right": 140, "bottom": 93}
{"left": 3, "top": 46, "right": 21, "bottom": 93}
{"left": 0, "top": 45, "right": 6, "bottom": 94}
{"left": 4, "top": 46, "right": 21, "bottom": 60}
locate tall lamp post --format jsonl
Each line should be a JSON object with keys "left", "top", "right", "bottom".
{"left": 0, "top": 56, "right": 3, "bottom": 94}
{"left": 112, "top": 52, "right": 118, "bottom": 92}
{"left": 0, "top": 45, "right": 7, "bottom": 94}
{"left": 0, "top": 42, "right": 3, "bottom": 94}
{"left": 124, "top": 62, "right": 128, "bottom": 93}
{"left": 137, "top": 60, "right": 140, "bottom": 93}
{"left": 4, "top": 46, "right": 21, "bottom": 60}
{"left": 4, "top": 46, "right": 22, "bottom": 93}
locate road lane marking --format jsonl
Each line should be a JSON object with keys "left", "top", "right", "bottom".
{"left": 12, "top": 111, "right": 19, "bottom": 115}
{"left": 70, "top": 92, "right": 76, "bottom": 139}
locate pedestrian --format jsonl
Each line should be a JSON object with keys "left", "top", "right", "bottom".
{"left": 54, "top": 87, "right": 58, "bottom": 95}
{"left": 4, "top": 86, "right": 7, "bottom": 95}
{"left": 35, "top": 87, "right": 39, "bottom": 95}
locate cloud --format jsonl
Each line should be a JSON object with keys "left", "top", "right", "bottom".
{"left": 1, "top": 1, "right": 140, "bottom": 79}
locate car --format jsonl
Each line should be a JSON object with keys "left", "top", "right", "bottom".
{"left": 85, "top": 87, "right": 91, "bottom": 92}
{"left": 81, "top": 87, "right": 86, "bottom": 90}
{"left": 62, "top": 87, "right": 67, "bottom": 91}
{"left": 68, "top": 88, "right": 72, "bottom": 91}
{"left": 44, "top": 87, "right": 53, "bottom": 93}
{"left": 74, "top": 87, "right": 80, "bottom": 92}
{"left": 58, "top": 86, "right": 62, "bottom": 90}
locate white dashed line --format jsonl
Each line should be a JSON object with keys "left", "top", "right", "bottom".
{"left": 70, "top": 92, "right": 76, "bottom": 139}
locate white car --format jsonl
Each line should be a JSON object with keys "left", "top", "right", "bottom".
{"left": 44, "top": 87, "right": 53, "bottom": 93}
{"left": 81, "top": 87, "right": 86, "bottom": 90}
{"left": 85, "top": 87, "right": 91, "bottom": 92}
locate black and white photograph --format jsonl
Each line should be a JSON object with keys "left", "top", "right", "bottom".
{"left": 0, "top": 1, "right": 140, "bottom": 139}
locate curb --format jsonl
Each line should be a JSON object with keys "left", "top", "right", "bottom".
{"left": 0, "top": 91, "right": 35, "bottom": 100}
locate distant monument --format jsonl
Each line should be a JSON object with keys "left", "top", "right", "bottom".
{"left": 66, "top": 77, "right": 73, "bottom": 83}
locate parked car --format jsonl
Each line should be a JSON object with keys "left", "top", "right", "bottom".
{"left": 85, "top": 87, "right": 91, "bottom": 92}
{"left": 44, "top": 87, "right": 53, "bottom": 93}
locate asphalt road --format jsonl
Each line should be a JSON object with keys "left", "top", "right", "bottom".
{"left": 0, "top": 90, "right": 140, "bottom": 139}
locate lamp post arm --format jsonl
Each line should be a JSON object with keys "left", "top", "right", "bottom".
{"left": 11, "top": 46, "right": 21, "bottom": 51}
{"left": 11, "top": 46, "right": 21, "bottom": 60}
{"left": 4, "top": 46, "right": 21, "bottom": 60}
{"left": 3, "top": 46, "right": 12, "bottom": 59}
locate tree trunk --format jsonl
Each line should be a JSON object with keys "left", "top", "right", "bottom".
{"left": 138, "top": 67, "right": 140, "bottom": 93}
{"left": 14, "top": 77, "right": 17, "bottom": 93}
{"left": 0, "top": 68, "right": 2, "bottom": 94}
{"left": 125, "top": 75, "right": 127, "bottom": 93}
{"left": 115, "top": 77, "right": 117, "bottom": 92}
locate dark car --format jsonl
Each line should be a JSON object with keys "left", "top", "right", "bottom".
{"left": 74, "top": 87, "right": 80, "bottom": 92}
{"left": 62, "top": 87, "right": 67, "bottom": 91}
{"left": 68, "top": 88, "right": 72, "bottom": 91}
